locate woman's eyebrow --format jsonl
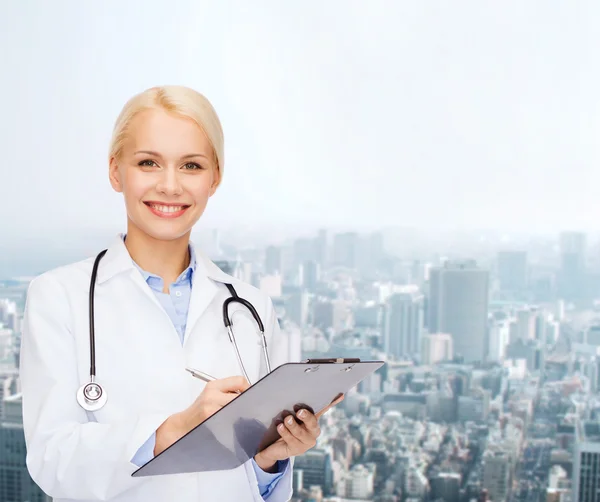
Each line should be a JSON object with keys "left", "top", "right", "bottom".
{"left": 134, "top": 150, "right": 209, "bottom": 160}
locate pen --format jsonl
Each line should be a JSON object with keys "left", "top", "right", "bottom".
{"left": 185, "top": 367, "right": 242, "bottom": 394}
{"left": 185, "top": 367, "right": 216, "bottom": 383}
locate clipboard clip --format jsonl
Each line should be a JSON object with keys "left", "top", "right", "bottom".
{"left": 303, "top": 358, "right": 361, "bottom": 364}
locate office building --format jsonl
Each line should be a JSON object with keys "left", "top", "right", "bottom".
{"left": 332, "top": 232, "right": 360, "bottom": 269}
{"left": 421, "top": 333, "right": 453, "bottom": 365}
{"left": 559, "top": 231, "right": 587, "bottom": 302}
{"left": 383, "top": 291, "right": 424, "bottom": 359}
{"left": 294, "top": 449, "right": 334, "bottom": 496}
{"left": 428, "top": 260, "right": 490, "bottom": 363}
{"left": 512, "top": 308, "right": 536, "bottom": 343}
{"left": 315, "top": 229, "right": 330, "bottom": 268}
{"left": 265, "top": 245, "right": 284, "bottom": 275}
{"left": 573, "top": 419, "right": 600, "bottom": 502}
{"left": 338, "top": 464, "right": 375, "bottom": 500}
{"left": 313, "top": 300, "right": 352, "bottom": 332}
{"left": 0, "top": 394, "right": 51, "bottom": 502}
{"left": 482, "top": 448, "right": 511, "bottom": 502}
{"left": 497, "top": 251, "right": 528, "bottom": 292}
{"left": 286, "top": 291, "right": 309, "bottom": 328}
{"left": 488, "top": 319, "right": 510, "bottom": 362}
{"left": 302, "top": 260, "right": 320, "bottom": 292}
{"left": 430, "top": 472, "right": 461, "bottom": 502}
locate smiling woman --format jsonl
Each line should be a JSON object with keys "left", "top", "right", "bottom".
{"left": 18, "top": 85, "right": 339, "bottom": 502}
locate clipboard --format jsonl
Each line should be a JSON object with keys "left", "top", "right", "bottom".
{"left": 132, "top": 358, "right": 384, "bottom": 477}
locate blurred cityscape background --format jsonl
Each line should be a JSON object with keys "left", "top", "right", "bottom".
{"left": 1, "top": 225, "right": 599, "bottom": 502}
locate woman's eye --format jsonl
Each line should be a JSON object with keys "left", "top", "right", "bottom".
{"left": 138, "top": 159, "right": 158, "bottom": 167}
{"left": 183, "top": 162, "right": 203, "bottom": 170}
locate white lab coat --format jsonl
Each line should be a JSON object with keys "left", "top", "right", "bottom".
{"left": 20, "top": 234, "right": 298, "bottom": 502}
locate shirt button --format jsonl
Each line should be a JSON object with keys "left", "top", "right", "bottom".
{"left": 175, "top": 291, "right": 182, "bottom": 297}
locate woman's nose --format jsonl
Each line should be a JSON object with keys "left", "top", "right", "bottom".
{"left": 156, "top": 168, "right": 183, "bottom": 195}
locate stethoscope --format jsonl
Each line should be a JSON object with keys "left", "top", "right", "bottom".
{"left": 76, "top": 249, "right": 272, "bottom": 412}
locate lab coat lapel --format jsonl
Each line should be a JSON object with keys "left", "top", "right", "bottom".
{"left": 183, "top": 266, "right": 218, "bottom": 344}
{"left": 183, "top": 244, "right": 240, "bottom": 345}
{"left": 95, "top": 233, "right": 173, "bottom": 314}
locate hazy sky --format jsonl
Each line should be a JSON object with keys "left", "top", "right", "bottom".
{"left": 1, "top": 1, "right": 599, "bottom": 239}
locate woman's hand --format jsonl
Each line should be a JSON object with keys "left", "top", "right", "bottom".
{"left": 183, "top": 376, "right": 250, "bottom": 426}
{"left": 155, "top": 376, "right": 249, "bottom": 455}
{"left": 254, "top": 394, "right": 345, "bottom": 472}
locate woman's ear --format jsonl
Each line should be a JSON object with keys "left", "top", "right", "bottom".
{"left": 108, "top": 157, "right": 123, "bottom": 193}
{"left": 209, "top": 168, "right": 220, "bottom": 196}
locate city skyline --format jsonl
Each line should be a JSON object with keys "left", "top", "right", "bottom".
{"left": 1, "top": 222, "right": 598, "bottom": 501}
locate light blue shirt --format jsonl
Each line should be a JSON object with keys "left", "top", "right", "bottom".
{"left": 128, "top": 239, "right": 287, "bottom": 498}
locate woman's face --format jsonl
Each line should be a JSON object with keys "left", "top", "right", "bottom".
{"left": 109, "top": 107, "right": 218, "bottom": 242}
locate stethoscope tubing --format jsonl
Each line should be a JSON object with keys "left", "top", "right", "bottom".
{"left": 78, "top": 249, "right": 271, "bottom": 412}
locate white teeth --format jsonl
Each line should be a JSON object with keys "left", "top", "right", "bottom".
{"left": 149, "top": 204, "right": 185, "bottom": 213}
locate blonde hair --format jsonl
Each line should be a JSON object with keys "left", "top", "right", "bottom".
{"left": 109, "top": 85, "right": 224, "bottom": 186}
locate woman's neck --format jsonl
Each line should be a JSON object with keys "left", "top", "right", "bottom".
{"left": 124, "top": 224, "right": 191, "bottom": 292}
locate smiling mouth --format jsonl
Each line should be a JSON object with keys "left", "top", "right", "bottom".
{"left": 143, "top": 201, "right": 191, "bottom": 217}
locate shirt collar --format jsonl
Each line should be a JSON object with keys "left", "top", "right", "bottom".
{"left": 123, "top": 234, "right": 197, "bottom": 286}
{"left": 97, "top": 232, "right": 236, "bottom": 286}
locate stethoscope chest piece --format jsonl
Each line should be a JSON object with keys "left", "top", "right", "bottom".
{"left": 76, "top": 381, "right": 107, "bottom": 412}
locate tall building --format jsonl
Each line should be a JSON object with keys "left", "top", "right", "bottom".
{"left": 302, "top": 260, "right": 320, "bottom": 292}
{"left": 315, "top": 229, "right": 330, "bottom": 268}
{"left": 293, "top": 237, "right": 316, "bottom": 269}
{"left": 265, "top": 245, "right": 284, "bottom": 275}
{"left": 573, "top": 419, "right": 600, "bottom": 502}
{"left": 313, "top": 300, "right": 352, "bottom": 332}
{"left": 286, "top": 291, "right": 309, "bottom": 328}
{"left": 488, "top": 319, "right": 510, "bottom": 362}
{"left": 428, "top": 260, "right": 490, "bottom": 363}
{"left": 338, "top": 464, "right": 375, "bottom": 500}
{"left": 294, "top": 449, "right": 334, "bottom": 496}
{"left": 497, "top": 251, "right": 528, "bottom": 292}
{"left": 513, "top": 308, "right": 536, "bottom": 343}
{"left": 383, "top": 291, "right": 424, "bottom": 360}
{"left": 0, "top": 394, "right": 51, "bottom": 502}
{"left": 421, "top": 333, "right": 453, "bottom": 365}
{"left": 482, "top": 448, "right": 511, "bottom": 502}
{"left": 559, "top": 231, "right": 587, "bottom": 302}
{"left": 355, "top": 232, "right": 384, "bottom": 277}
{"left": 430, "top": 472, "right": 461, "bottom": 502}
{"left": 585, "top": 324, "right": 600, "bottom": 346}
{"left": 332, "top": 232, "right": 360, "bottom": 269}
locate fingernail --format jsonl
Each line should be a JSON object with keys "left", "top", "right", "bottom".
{"left": 277, "top": 424, "right": 284, "bottom": 432}
{"left": 287, "top": 416, "right": 294, "bottom": 425}
{"left": 298, "top": 409, "right": 306, "bottom": 418}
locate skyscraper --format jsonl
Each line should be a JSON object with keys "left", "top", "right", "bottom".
{"left": 573, "top": 419, "right": 600, "bottom": 502}
{"left": 0, "top": 394, "right": 51, "bottom": 502}
{"left": 497, "top": 251, "right": 528, "bottom": 292}
{"left": 315, "top": 229, "right": 330, "bottom": 268}
{"left": 421, "top": 333, "right": 453, "bottom": 365}
{"left": 482, "top": 448, "right": 511, "bottom": 502}
{"left": 332, "top": 232, "right": 360, "bottom": 269}
{"left": 428, "top": 260, "right": 489, "bottom": 363}
{"left": 294, "top": 449, "right": 334, "bottom": 496}
{"left": 383, "top": 291, "right": 424, "bottom": 359}
{"left": 302, "top": 260, "right": 320, "bottom": 292}
{"left": 559, "top": 231, "right": 587, "bottom": 302}
{"left": 265, "top": 245, "right": 284, "bottom": 275}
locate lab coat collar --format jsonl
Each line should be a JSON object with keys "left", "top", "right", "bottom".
{"left": 96, "top": 233, "right": 238, "bottom": 286}
{"left": 96, "top": 233, "right": 240, "bottom": 344}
